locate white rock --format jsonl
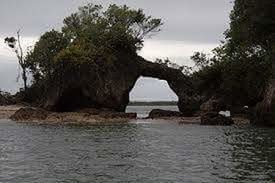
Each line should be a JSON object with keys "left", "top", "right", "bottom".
{"left": 219, "top": 110, "right": 231, "bottom": 117}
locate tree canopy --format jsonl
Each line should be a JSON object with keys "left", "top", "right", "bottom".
{"left": 26, "top": 3, "right": 163, "bottom": 82}
{"left": 26, "top": 30, "right": 69, "bottom": 81}
{"left": 225, "top": 0, "right": 273, "bottom": 57}
{"left": 191, "top": 0, "right": 273, "bottom": 107}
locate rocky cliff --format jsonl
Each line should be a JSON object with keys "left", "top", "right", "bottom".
{"left": 42, "top": 54, "right": 199, "bottom": 115}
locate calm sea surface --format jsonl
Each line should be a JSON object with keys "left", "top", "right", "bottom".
{"left": 0, "top": 106, "right": 275, "bottom": 183}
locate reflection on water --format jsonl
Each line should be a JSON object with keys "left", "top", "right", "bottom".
{"left": 225, "top": 127, "right": 275, "bottom": 182}
{"left": 0, "top": 107, "right": 274, "bottom": 183}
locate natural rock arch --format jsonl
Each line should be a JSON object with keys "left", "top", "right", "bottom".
{"left": 43, "top": 55, "right": 200, "bottom": 115}
{"left": 138, "top": 58, "right": 200, "bottom": 115}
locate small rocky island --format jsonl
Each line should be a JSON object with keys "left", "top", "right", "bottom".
{"left": 1, "top": 2, "right": 272, "bottom": 126}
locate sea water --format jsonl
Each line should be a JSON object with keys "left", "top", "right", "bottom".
{"left": 0, "top": 106, "right": 274, "bottom": 183}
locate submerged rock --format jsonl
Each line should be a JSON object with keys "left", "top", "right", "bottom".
{"left": 148, "top": 109, "right": 183, "bottom": 119}
{"left": 200, "top": 112, "right": 234, "bottom": 126}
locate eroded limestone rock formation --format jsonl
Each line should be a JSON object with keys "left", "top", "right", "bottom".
{"left": 42, "top": 54, "right": 200, "bottom": 115}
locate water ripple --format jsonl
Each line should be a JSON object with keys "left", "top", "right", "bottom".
{"left": 0, "top": 120, "right": 275, "bottom": 183}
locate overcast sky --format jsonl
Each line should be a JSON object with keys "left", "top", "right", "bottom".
{"left": 0, "top": 0, "right": 233, "bottom": 101}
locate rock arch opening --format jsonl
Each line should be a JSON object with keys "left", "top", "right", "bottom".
{"left": 129, "top": 77, "right": 178, "bottom": 102}
{"left": 127, "top": 77, "right": 179, "bottom": 117}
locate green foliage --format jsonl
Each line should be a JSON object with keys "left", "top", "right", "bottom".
{"left": 225, "top": 0, "right": 273, "bottom": 58}
{"left": 193, "top": 57, "right": 270, "bottom": 106}
{"left": 54, "top": 44, "right": 91, "bottom": 65}
{"left": 190, "top": 52, "right": 216, "bottom": 70}
{"left": 26, "top": 30, "right": 69, "bottom": 81}
{"left": 26, "top": 3, "right": 162, "bottom": 84}
{"left": 62, "top": 3, "right": 162, "bottom": 53}
{"left": 191, "top": 0, "right": 273, "bottom": 107}
{"left": 155, "top": 58, "right": 193, "bottom": 75}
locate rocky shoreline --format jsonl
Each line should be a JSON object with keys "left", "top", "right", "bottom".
{"left": 9, "top": 107, "right": 137, "bottom": 124}
{"left": 0, "top": 105, "right": 250, "bottom": 125}
{"left": 0, "top": 105, "right": 23, "bottom": 119}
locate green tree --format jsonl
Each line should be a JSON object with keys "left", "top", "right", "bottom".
{"left": 190, "top": 52, "right": 216, "bottom": 70}
{"left": 26, "top": 3, "right": 163, "bottom": 84}
{"left": 225, "top": 0, "right": 273, "bottom": 123}
{"left": 62, "top": 3, "right": 163, "bottom": 54}
{"left": 191, "top": 0, "right": 273, "bottom": 111}
{"left": 155, "top": 58, "right": 193, "bottom": 75}
{"left": 25, "top": 30, "right": 69, "bottom": 82}
{"left": 225, "top": 0, "right": 273, "bottom": 57}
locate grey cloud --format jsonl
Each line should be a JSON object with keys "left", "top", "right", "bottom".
{"left": 0, "top": 0, "right": 232, "bottom": 43}
{"left": 0, "top": 0, "right": 233, "bottom": 100}
{"left": 0, "top": 58, "right": 21, "bottom": 93}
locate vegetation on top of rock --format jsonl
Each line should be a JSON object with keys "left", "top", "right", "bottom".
{"left": 21, "top": 3, "right": 197, "bottom": 114}
{"left": 25, "top": 30, "right": 70, "bottom": 82}
{"left": 18, "top": 3, "right": 165, "bottom": 107}
{"left": 2, "top": 0, "right": 273, "bottom": 124}
{"left": 154, "top": 58, "right": 193, "bottom": 76}
{"left": 25, "top": 3, "right": 162, "bottom": 85}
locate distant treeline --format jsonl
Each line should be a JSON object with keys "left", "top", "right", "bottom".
{"left": 129, "top": 101, "right": 177, "bottom": 106}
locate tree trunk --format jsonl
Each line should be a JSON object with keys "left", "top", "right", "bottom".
{"left": 22, "top": 68, "right": 27, "bottom": 91}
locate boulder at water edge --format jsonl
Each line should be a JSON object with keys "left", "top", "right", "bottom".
{"left": 201, "top": 112, "right": 234, "bottom": 126}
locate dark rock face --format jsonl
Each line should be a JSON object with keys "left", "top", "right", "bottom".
{"left": 230, "top": 106, "right": 249, "bottom": 116}
{"left": 252, "top": 81, "right": 275, "bottom": 126}
{"left": 44, "top": 54, "right": 141, "bottom": 112}
{"left": 148, "top": 109, "right": 182, "bottom": 119}
{"left": 201, "top": 112, "right": 234, "bottom": 126}
{"left": 251, "top": 102, "right": 275, "bottom": 126}
{"left": 42, "top": 54, "right": 199, "bottom": 115}
{"left": 200, "top": 97, "right": 227, "bottom": 112}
